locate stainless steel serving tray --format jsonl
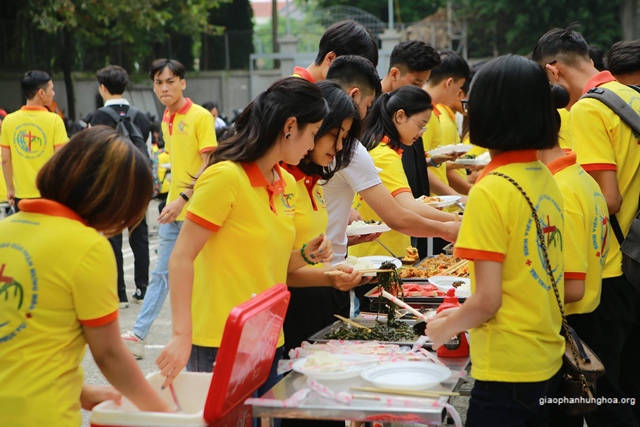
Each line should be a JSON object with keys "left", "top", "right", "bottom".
{"left": 307, "top": 318, "right": 432, "bottom": 350}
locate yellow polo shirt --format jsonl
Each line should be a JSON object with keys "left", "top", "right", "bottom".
{"left": 281, "top": 164, "right": 327, "bottom": 247}
{"left": 0, "top": 199, "right": 118, "bottom": 427}
{"left": 426, "top": 106, "right": 449, "bottom": 190}
{"left": 161, "top": 99, "right": 217, "bottom": 220}
{"left": 0, "top": 106, "right": 68, "bottom": 198}
{"left": 547, "top": 152, "right": 609, "bottom": 315}
{"left": 0, "top": 149, "right": 6, "bottom": 202}
{"left": 186, "top": 161, "right": 297, "bottom": 348}
{"left": 454, "top": 150, "right": 565, "bottom": 382}
{"left": 558, "top": 108, "right": 571, "bottom": 149}
{"left": 350, "top": 140, "right": 411, "bottom": 257}
{"left": 570, "top": 72, "right": 640, "bottom": 278}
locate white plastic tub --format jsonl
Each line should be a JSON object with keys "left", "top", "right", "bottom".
{"left": 90, "top": 371, "right": 212, "bottom": 427}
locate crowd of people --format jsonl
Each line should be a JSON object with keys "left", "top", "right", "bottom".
{"left": 1, "top": 19, "right": 639, "bottom": 427}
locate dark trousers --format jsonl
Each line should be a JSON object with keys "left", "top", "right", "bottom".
{"left": 109, "top": 216, "right": 149, "bottom": 302}
{"left": 552, "top": 275, "right": 640, "bottom": 427}
{"left": 466, "top": 370, "right": 561, "bottom": 427}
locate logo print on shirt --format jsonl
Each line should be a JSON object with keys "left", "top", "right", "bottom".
{"left": 281, "top": 193, "right": 295, "bottom": 209}
{"left": 177, "top": 121, "right": 189, "bottom": 133}
{"left": 523, "top": 194, "right": 563, "bottom": 290}
{"left": 0, "top": 244, "right": 38, "bottom": 345}
{"left": 592, "top": 192, "right": 609, "bottom": 266}
{"left": 14, "top": 123, "right": 47, "bottom": 159}
{"left": 314, "top": 187, "right": 325, "bottom": 208}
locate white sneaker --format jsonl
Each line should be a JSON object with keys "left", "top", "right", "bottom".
{"left": 122, "top": 331, "right": 145, "bottom": 359}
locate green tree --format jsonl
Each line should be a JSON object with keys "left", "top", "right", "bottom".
{"left": 463, "top": 0, "right": 622, "bottom": 57}
{"left": 201, "top": 0, "right": 254, "bottom": 70}
{"left": 20, "top": 0, "right": 224, "bottom": 119}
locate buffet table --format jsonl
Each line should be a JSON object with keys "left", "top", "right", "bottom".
{"left": 252, "top": 354, "right": 469, "bottom": 425}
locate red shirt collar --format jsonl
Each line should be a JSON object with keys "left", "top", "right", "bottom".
{"left": 477, "top": 150, "right": 538, "bottom": 182}
{"left": 21, "top": 106, "right": 48, "bottom": 111}
{"left": 582, "top": 71, "right": 617, "bottom": 96}
{"left": 162, "top": 98, "right": 193, "bottom": 122}
{"left": 242, "top": 162, "right": 286, "bottom": 214}
{"left": 380, "top": 136, "right": 404, "bottom": 156}
{"left": 280, "top": 163, "right": 321, "bottom": 210}
{"left": 436, "top": 104, "right": 455, "bottom": 121}
{"left": 18, "top": 199, "right": 87, "bottom": 225}
{"left": 293, "top": 66, "right": 315, "bottom": 83}
{"left": 546, "top": 151, "right": 577, "bottom": 175}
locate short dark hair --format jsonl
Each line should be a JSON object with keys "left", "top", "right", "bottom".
{"left": 532, "top": 26, "right": 590, "bottom": 67}
{"left": 297, "top": 80, "right": 361, "bottom": 180}
{"left": 315, "top": 20, "right": 379, "bottom": 67}
{"left": 469, "top": 55, "right": 558, "bottom": 151}
{"left": 201, "top": 101, "right": 219, "bottom": 112}
{"left": 427, "top": 50, "right": 469, "bottom": 86}
{"left": 149, "top": 59, "right": 186, "bottom": 80}
{"left": 389, "top": 40, "right": 440, "bottom": 74}
{"left": 606, "top": 39, "right": 640, "bottom": 76}
{"left": 22, "top": 70, "right": 52, "bottom": 100}
{"left": 211, "top": 77, "right": 328, "bottom": 165}
{"left": 588, "top": 45, "right": 606, "bottom": 71}
{"left": 37, "top": 126, "right": 153, "bottom": 236}
{"left": 326, "top": 55, "right": 382, "bottom": 98}
{"left": 96, "top": 65, "right": 128, "bottom": 95}
{"left": 362, "top": 85, "right": 433, "bottom": 151}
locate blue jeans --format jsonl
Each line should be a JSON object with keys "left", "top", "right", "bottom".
{"left": 467, "top": 370, "right": 561, "bottom": 427}
{"left": 188, "top": 344, "right": 283, "bottom": 427}
{"left": 132, "top": 221, "right": 182, "bottom": 340}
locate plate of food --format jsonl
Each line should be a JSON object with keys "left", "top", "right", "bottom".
{"left": 428, "top": 276, "right": 472, "bottom": 298}
{"left": 292, "top": 351, "right": 378, "bottom": 380}
{"left": 416, "top": 195, "right": 461, "bottom": 208}
{"left": 454, "top": 152, "right": 491, "bottom": 167}
{"left": 361, "top": 361, "right": 452, "bottom": 390}
{"left": 337, "top": 255, "right": 402, "bottom": 276}
{"left": 346, "top": 220, "right": 392, "bottom": 236}
{"left": 401, "top": 246, "right": 420, "bottom": 264}
{"left": 426, "top": 144, "right": 472, "bottom": 157}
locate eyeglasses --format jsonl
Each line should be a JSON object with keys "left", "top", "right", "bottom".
{"left": 409, "top": 116, "right": 428, "bottom": 136}
{"left": 461, "top": 99, "right": 469, "bottom": 114}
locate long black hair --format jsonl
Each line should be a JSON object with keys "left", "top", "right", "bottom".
{"left": 296, "top": 80, "right": 361, "bottom": 181}
{"left": 211, "top": 77, "right": 328, "bottom": 166}
{"left": 361, "top": 85, "right": 433, "bottom": 151}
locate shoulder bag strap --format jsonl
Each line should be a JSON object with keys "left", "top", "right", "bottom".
{"left": 488, "top": 171, "right": 590, "bottom": 386}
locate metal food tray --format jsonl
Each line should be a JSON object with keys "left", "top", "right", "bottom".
{"left": 307, "top": 319, "right": 432, "bottom": 350}
{"left": 364, "top": 284, "right": 466, "bottom": 311}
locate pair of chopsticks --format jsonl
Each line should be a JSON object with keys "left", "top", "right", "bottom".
{"left": 380, "top": 290, "right": 429, "bottom": 322}
{"left": 439, "top": 259, "right": 468, "bottom": 276}
{"left": 351, "top": 386, "right": 459, "bottom": 398}
{"left": 324, "top": 268, "right": 394, "bottom": 276}
{"left": 334, "top": 314, "right": 372, "bottom": 332}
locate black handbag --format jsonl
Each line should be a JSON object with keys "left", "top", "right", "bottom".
{"left": 489, "top": 171, "right": 605, "bottom": 416}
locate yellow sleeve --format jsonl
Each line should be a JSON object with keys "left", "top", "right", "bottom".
{"left": 373, "top": 148, "right": 410, "bottom": 196}
{"left": 52, "top": 115, "right": 69, "bottom": 147}
{"left": 195, "top": 111, "right": 217, "bottom": 153}
{"left": 187, "top": 162, "right": 238, "bottom": 230}
{"left": 0, "top": 116, "right": 11, "bottom": 147}
{"left": 423, "top": 114, "right": 442, "bottom": 152}
{"left": 562, "top": 190, "right": 588, "bottom": 278}
{"left": 570, "top": 100, "right": 616, "bottom": 168}
{"left": 73, "top": 239, "right": 119, "bottom": 325}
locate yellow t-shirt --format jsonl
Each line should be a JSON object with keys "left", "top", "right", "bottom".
{"left": 570, "top": 73, "right": 640, "bottom": 278}
{"left": 0, "top": 149, "right": 7, "bottom": 202}
{"left": 426, "top": 107, "right": 449, "bottom": 190}
{"left": 558, "top": 108, "right": 571, "bottom": 149}
{"left": 161, "top": 99, "right": 217, "bottom": 220}
{"left": 0, "top": 199, "right": 118, "bottom": 427}
{"left": 186, "top": 161, "right": 296, "bottom": 348}
{"left": 0, "top": 106, "right": 68, "bottom": 198}
{"left": 350, "top": 141, "right": 411, "bottom": 257}
{"left": 152, "top": 145, "right": 171, "bottom": 195}
{"left": 547, "top": 152, "right": 609, "bottom": 315}
{"left": 454, "top": 150, "right": 565, "bottom": 382}
{"left": 280, "top": 164, "right": 328, "bottom": 248}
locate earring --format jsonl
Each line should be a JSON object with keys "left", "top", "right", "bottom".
{"left": 285, "top": 133, "right": 291, "bottom": 139}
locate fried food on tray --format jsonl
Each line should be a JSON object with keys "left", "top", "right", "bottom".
{"left": 402, "top": 246, "right": 420, "bottom": 262}
{"left": 400, "top": 254, "right": 470, "bottom": 278}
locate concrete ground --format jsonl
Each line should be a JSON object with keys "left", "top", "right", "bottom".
{"left": 80, "top": 200, "right": 471, "bottom": 426}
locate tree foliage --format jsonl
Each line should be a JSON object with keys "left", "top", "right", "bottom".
{"left": 463, "top": 0, "right": 623, "bottom": 57}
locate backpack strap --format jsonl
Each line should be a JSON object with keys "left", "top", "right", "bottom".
{"left": 581, "top": 87, "right": 640, "bottom": 135}
{"left": 98, "top": 106, "right": 123, "bottom": 124}
{"left": 124, "top": 106, "right": 139, "bottom": 123}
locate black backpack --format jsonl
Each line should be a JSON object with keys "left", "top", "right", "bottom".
{"left": 581, "top": 85, "right": 640, "bottom": 289}
{"left": 99, "top": 106, "right": 151, "bottom": 163}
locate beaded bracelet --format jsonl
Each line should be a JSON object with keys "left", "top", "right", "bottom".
{"left": 300, "top": 243, "right": 318, "bottom": 265}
